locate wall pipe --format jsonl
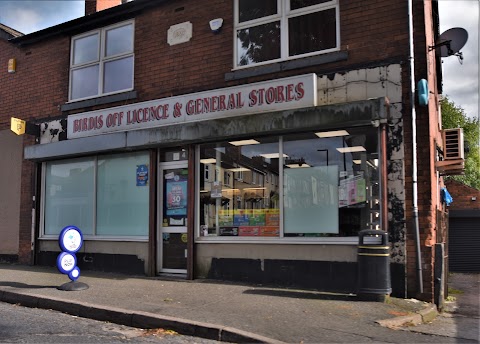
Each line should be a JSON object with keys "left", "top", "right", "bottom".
{"left": 407, "top": 0, "right": 423, "bottom": 294}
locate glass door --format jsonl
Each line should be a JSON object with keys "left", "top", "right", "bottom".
{"left": 157, "top": 161, "right": 188, "bottom": 274}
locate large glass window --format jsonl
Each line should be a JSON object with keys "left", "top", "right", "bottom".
{"left": 198, "top": 127, "right": 380, "bottom": 239}
{"left": 199, "top": 138, "right": 281, "bottom": 237}
{"left": 44, "top": 158, "right": 94, "bottom": 235}
{"left": 70, "top": 21, "right": 134, "bottom": 101}
{"left": 234, "top": 0, "right": 339, "bottom": 68}
{"left": 43, "top": 151, "right": 149, "bottom": 238}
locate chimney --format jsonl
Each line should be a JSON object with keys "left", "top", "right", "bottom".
{"left": 85, "top": 0, "right": 124, "bottom": 15}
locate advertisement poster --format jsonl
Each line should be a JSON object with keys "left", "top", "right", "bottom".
{"left": 233, "top": 210, "right": 250, "bottom": 226}
{"left": 165, "top": 175, "right": 187, "bottom": 216}
{"left": 265, "top": 209, "right": 280, "bottom": 226}
{"left": 136, "top": 164, "right": 149, "bottom": 186}
{"left": 211, "top": 181, "right": 222, "bottom": 198}
{"left": 339, "top": 175, "right": 366, "bottom": 207}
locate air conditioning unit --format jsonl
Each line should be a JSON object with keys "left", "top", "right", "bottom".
{"left": 436, "top": 128, "right": 465, "bottom": 175}
{"left": 442, "top": 128, "right": 464, "bottom": 160}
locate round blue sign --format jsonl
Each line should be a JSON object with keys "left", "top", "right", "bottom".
{"left": 68, "top": 266, "right": 81, "bottom": 281}
{"left": 58, "top": 226, "right": 83, "bottom": 254}
{"left": 56, "top": 252, "right": 77, "bottom": 274}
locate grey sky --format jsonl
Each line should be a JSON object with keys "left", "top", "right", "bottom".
{"left": 438, "top": 0, "right": 479, "bottom": 119}
{"left": 0, "top": 0, "right": 478, "bottom": 119}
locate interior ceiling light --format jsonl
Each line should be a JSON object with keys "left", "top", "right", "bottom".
{"left": 353, "top": 159, "right": 362, "bottom": 164}
{"left": 229, "top": 139, "right": 260, "bottom": 146}
{"left": 228, "top": 167, "right": 251, "bottom": 172}
{"left": 315, "top": 130, "right": 349, "bottom": 138}
{"left": 286, "top": 164, "right": 311, "bottom": 168}
{"left": 200, "top": 158, "right": 216, "bottom": 164}
{"left": 260, "top": 153, "right": 289, "bottom": 159}
{"left": 336, "top": 146, "right": 366, "bottom": 153}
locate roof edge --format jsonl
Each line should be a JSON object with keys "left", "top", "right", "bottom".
{"left": 9, "top": 0, "right": 168, "bottom": 46}
{"left": 0, "top": 23, "right": 24, "bottom": 38}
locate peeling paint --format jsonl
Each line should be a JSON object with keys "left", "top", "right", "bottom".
{"left": 316, "top": 65, "right": 406, "bottom": 264}
{"left": 40, "top": 119, "right": 66, "bottom": 144}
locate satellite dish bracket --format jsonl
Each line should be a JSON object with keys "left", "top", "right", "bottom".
{"left": 429, "top": 40, "right": 454, "bottom": 55}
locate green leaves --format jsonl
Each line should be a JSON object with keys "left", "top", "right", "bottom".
{"left": 441, "top": 96, "right": 480, "bottom": 189}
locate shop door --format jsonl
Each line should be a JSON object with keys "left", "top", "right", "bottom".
{"left": 157, "top": 161, "right": 188, "bottom": 274}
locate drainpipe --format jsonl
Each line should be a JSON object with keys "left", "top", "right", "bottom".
{"left": 407, "top": 0, "right": 423, "bottom": 294}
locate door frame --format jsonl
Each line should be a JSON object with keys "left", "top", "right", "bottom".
{"left": 157, "top": 160, "right": 189, "bottom": 274}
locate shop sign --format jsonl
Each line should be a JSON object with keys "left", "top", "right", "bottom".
{"left": 67, "top": 74, "right": 318, "bottom": 139}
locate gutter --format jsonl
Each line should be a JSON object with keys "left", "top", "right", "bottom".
{"left": 407, "top": 0, "right": 423, "bottom": 294}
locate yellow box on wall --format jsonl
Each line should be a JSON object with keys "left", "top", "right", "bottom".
{"left": 8, "top": 58, "right": 16, "bottom": 73}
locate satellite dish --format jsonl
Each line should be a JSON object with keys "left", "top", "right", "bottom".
{"left": 437, "top": 28, "right": 468, "bottom": 57}
{"left": 430, "top": 27, "right": 468, "bottom": 64}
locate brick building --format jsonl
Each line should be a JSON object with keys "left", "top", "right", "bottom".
{"left": 444, "top": 180, "right": 480, "bottom": 273}
{"left": 0, "top": 0, "right": 462, "bottom": 302}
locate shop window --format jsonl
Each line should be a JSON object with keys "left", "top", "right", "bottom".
{"left": 197, "top": 127, "right": 380, "bottom": 240}
{"left": 234, "top": 0, "right": 339, "bottom": 68}
{"left": 69, "top": 20, "right": 134, "bottom": 101}
{"left": 42, "top": 151, "right": 149, "bottom": 238}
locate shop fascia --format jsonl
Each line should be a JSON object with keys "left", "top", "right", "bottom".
{"left": 67, "top": 74, "right": 318, "bottom": 139}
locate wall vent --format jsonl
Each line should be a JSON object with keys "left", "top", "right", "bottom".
{"left": 442, "top": 128, "right": 464, "bottom": 160}
{"left": 436, "top": 128, "right": 465, "bottom": 175}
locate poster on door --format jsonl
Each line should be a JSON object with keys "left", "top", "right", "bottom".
{"left": 165, "top": 174, "right": 187, "bottom": 216}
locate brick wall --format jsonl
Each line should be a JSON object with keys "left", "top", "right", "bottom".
{"left": 1, "top": 0, "right": 441, "bottom": 300}
{"left": 445, "top": 180, "right": 480, "bottom": 211}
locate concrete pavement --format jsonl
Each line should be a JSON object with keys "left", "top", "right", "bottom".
{"left": 0, "top": 264, "right": 442, "bottom": 343}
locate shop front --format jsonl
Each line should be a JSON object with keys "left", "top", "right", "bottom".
{"left": 26, "top": 73, "right": 389, "bottom": 292}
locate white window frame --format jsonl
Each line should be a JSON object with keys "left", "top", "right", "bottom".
{"left": 69, "top": 20, "right": 135, "bottom": 102}
{"left": 233, "top": 0, "right": 340, "bottom": 70}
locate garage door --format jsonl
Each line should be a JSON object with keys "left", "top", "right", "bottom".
{"left": 449, "top": 210, "right": 480, "bottom": 272}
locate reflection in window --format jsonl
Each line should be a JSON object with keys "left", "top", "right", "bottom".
{"left": 237, "top": 22, "right": 281, "bottom": 66}
{"left": 70, "top": 21, "right": 134, "bottom": 101}
{"left": 238, "top": 0, "right": 277, "bottom": 22}
{"left": 288, "top": 9, "right": 337, "bottom": 56}
{"left": 283, "top": 129, "right": 379, "bottom": 237}
{"left": 235, "top": 0, "right": 338, "bottom": 68}
{"left": 199, "top": 138, "right": 280, "bottom": 237}
{"left": 198, "top": 127, "right": 380, "bottom": 239}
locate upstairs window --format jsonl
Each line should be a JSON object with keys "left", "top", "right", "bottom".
{"left": 234, "top": 0, "right": 339, "bottom": 68}
{"left": 69, "top": 20, "right": 134, "bottom": 101}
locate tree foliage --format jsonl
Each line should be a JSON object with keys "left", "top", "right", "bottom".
{"left": 441, "top": 96, "right": 480, "bottom": 189}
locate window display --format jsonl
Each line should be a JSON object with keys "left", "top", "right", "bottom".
{"left": 198, "top": 126, "right": 380, "bottom": 239}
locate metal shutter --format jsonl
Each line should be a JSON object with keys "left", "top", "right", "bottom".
{"left": 449, "top": 217, "right": 480, "bottom": 272}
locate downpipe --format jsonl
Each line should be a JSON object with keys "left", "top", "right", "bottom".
{"left": 408, "top": 0, "right": 423, "bottom": 294}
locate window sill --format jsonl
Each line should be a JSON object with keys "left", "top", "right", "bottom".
{"left": 225, "top": 50, "right": 348, "bottom": 81}
{"left": 39, "top": 235, "right": 148, "bottom": 242}
{"left": 195, "top": 236, "right": 359, "bottom": 245}
{"left": 61, "top": 90, "right": 137, "bottom": 112}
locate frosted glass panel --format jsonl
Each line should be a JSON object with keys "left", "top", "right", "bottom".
{"left": 96, "top": 152, "right": 149, "bottom": 236}
{"left": 44, "top": 158, "right": 94, "bottom": 235}
{"left": 284, "top": 166, "right": 339, "bottom": 234}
